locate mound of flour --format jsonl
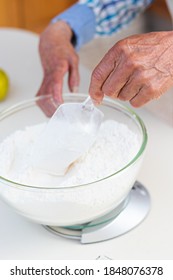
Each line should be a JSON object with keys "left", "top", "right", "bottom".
{"left": 0, "top": 120, "right": 140, "bottom": 187}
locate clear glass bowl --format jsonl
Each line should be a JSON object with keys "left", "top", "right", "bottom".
{"left": 0, "top": 93, "right": 147, "bottom": 226}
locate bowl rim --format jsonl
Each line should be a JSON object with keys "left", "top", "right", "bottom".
{"left": 0, "top": 93, "right": 148, "bottom": 190}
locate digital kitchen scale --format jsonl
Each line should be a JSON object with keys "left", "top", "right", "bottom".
{"left": 44, "top": 181, "right": 150, "bottom": 244}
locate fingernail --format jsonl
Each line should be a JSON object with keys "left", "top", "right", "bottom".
{"left": 72, "top": 86, "right": 79, "bottom": 93}
{"left": 91, "top": 95, "right": 102, "bottom": 106}
{"left": 94, "top": 98, "right": 102, "bottom": 105}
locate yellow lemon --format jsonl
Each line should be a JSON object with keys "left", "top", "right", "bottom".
{"left": 0, "top": 69, "right": 9, "bottom": 101}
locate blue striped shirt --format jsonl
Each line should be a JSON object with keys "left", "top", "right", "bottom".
{"left": 52, "top": 0, "right": 153, "bottom": 50}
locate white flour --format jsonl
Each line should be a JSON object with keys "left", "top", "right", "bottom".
{"left": 0, "top": 120, "right": 140, "bottom": 187}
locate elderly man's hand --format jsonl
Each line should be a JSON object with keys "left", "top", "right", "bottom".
{"left": 89, "top": 31, "right": 173, "bottom": 107}
{"left": 37, "top": 21, "right": 79, "bottom": 116}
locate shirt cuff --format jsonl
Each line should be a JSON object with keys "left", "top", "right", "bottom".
{"left": 51, "top": 3, "right": 96, "bottom": 50}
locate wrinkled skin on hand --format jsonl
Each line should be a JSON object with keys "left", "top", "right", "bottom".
{"left": 89, "top": 31, "right": 173, "bottom": 107}
{"left": 37, "top": 21, "right": 79, "bottom": 116}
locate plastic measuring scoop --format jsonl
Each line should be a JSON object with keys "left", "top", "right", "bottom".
{"left": 32, "top": 96, "right": 104, "bottom": 175}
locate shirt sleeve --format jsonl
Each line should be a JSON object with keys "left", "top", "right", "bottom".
{"left": 52, "top": 0, "right": 153, "bottom": 50}
{"left": 51, "top": 3, "right": 96, "bottom": 50}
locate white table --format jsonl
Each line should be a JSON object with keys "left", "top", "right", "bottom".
{"left": 0, "top": 28, "right": 173, "bottom": 260}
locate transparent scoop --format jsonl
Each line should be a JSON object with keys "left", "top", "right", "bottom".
{"left": 32, "top": 96, "right": 104, "bottom": 175}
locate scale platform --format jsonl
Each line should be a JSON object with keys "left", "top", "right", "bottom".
{"left": 44, "top": 181, "right": 150, "bottom": 244}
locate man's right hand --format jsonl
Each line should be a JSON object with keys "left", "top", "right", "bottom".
{"left": 37, "top": 21, "right": 79, "bottom": 116}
